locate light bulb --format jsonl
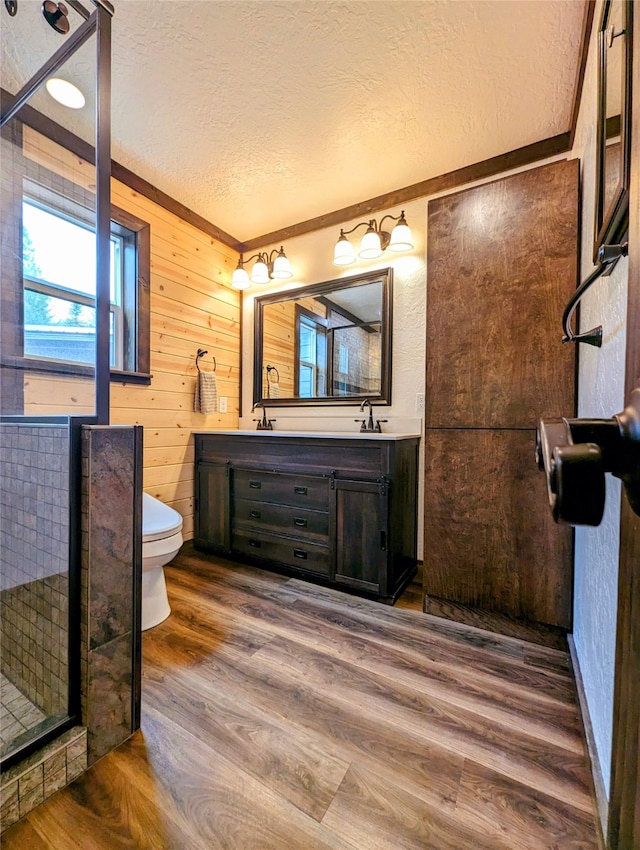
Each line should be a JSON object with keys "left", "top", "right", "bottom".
{"left": 251, "top": 259, "right": 270, "bottom": 284}
{"left": 45, "top": 78, "right": 85, "bottom": 109}
{"left": 388, "top": 214, "right": 413, "bottom": 251}
{"left": 231, "top": 266, "right": 250, "bottom": 290}
{"left": 359, "top": 226, "right": 383, "bottom": 260}
{"left": 271, "top": 248, "right": 292, "bottom": 279}
{"left": 333, "top": 232, "right": 356, "bottom": 265}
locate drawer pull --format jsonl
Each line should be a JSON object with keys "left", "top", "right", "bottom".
{"left": 249, "top": 539, "right": 261, "bottom": 548}
{"left": 294, "top": 486, "right": 308, "bottom": 495}
{"left": 249, "top": 480, "right": 262, "bottom": 489}
{"left": 293, "top": 517, "right": 307, "bottom": 527}
{"left": 249, "top": 510, "right": 261, "bottom": 519}
{"left": 293, "top": 548, "right": 308, "bottom": 560}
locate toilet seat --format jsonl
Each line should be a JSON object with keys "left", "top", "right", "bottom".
{"left": 143, "top": 492, "right": 183, "bottom": 542}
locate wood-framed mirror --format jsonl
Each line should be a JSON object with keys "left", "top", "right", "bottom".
{"left": 253, "top": 268, "right": 393, "bottom": 406}
{"left": 593, "top": 0, "right": 633, "bottom": 261}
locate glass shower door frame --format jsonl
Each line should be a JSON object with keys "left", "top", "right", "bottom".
{"left": 0, "top": 0, "right": 113, "bottom": 426}
{"left": 0, "top": 0, "right": 113, "bottom": 771}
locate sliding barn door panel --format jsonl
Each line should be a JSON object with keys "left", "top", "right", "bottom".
{"left": 426, "top": 159, "right": 578, "bottom": 430}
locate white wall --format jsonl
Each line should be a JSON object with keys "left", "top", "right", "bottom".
{"left": 570, "top": 2, "right": 628, "bottom": 800}
{"left": 240, "top": 197, "right": 428, "bottom": 553}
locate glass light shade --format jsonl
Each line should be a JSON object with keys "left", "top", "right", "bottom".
{"left": 45, "top": 78, "right": 85, "bottom": 109}
{"left": 333, "top": 235, "right": 356, "bottom": 265}
{"left": 231, "top": 266, "right": 250, "bottom": 290}
{"left": 250, "top": 260, "right": 270, "bottom": 284}
{"left": 388, "top": 221, "right": 413, "bottom": 251}
{"left": 271, "top": 252, "right": 292, "bottom": 279}
{"left": 358, "top": 227, "right": 383, "bottom": 259}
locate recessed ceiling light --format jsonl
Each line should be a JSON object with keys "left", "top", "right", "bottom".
{"left": 45, "top": 78, "right": 85, "bottom": 109}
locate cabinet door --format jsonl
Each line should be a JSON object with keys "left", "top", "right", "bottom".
{"left": 426, "top": 159, "right": 578, "bottom": 429}
{"left": 423, "top": 429, "right": 573, "bottom": 628}
{"left": 194, "top": 460, "right": 230, "bottom": 553}
{"left": 334, "top": 478, "right": 388, "bottom": 596}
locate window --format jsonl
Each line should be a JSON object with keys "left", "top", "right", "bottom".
{"left": 21, "top": 182, "right": 150, "bottom": 381}
{"left": 295, "top": 307, "right": 327, "bottom": 397}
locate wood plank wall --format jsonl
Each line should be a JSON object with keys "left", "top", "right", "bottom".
{"left": 261, "top": 296, "right": 327, "bottom": 398}
{"left": 21, "top": 128, "right": 242, "bottom": 540}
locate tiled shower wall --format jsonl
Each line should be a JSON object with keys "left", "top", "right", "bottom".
{"left": 332, "top": 322, "right": 381, "bottom": 394}
{"left": 0, "top": 424, "right": 69, "bottom": 716}
{"left": 1, "top": 424, "right": 141, "bottom": 833}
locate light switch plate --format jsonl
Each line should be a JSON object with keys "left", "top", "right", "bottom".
{"left": 219, "top": 397, "right": 228, "bottom": 413}
{"left": 416, "top": 393, "right": 425, "bottom": 415}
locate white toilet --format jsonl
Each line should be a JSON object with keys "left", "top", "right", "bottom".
{"left": 142, "top": 492, "right": 183, "bottom": 630}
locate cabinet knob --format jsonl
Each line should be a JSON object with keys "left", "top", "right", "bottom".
{"left": 294, "top": 486, "right": 308, "bottom": 495}
{"left": 293, "top": 548, "right": 308, "bottom": 559}
{"left": 293, "top": 517, "right": 307, "bottom": 527}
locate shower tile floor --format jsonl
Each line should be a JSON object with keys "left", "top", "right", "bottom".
{"left": 0, "top": 674, "right": 46, "bottom": 754}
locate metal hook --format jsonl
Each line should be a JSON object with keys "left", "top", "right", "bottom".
{"left": 561, "top": 243, "right": 628, "bottom": 347}
{"left": 196, "top": 349, "right": 216, "bottom": 372}
{"left": 266, "top": 364, "right": 280, "bottom": 383}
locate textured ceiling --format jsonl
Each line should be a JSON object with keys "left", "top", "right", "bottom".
{"left": 2, "top": 1, "right": 586, "bottom": 242}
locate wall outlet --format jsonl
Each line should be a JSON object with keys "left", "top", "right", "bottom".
{"left": 416, "top": 393, "right": 425, "bottom": 415}
{"left": 219, "top": 396, "right": 228, "bottom": 413}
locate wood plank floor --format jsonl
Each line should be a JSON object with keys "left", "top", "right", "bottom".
{"left": 4, "top": 545, "right": 602, "bottom": 849}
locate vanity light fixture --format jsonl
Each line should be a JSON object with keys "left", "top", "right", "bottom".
{"left": 232, "top": 246, "right": 293, "bottom": 290}
{"left": 333, "top": 210, "right": 413, "bottom": 266}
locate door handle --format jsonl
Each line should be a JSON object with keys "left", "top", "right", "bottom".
{"left": 536, "top": 387, "right": 640, "bottom": 525}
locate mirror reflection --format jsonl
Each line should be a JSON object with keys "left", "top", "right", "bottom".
{"left": 254, "top": 269, "right": 392, "bottom": 405}
{"left": 594, "top": 0, "right": 631, "bottom": 259}
{"left": 603, "top": 0, "right": 623, "bottom": 217}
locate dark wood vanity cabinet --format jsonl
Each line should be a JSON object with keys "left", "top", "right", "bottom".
{"left": 194, "top": 433, "right": 419, "bottom": 603}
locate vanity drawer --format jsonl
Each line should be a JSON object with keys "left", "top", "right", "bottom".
{"left": 232, "top": 529, "right": 330, "bottom": 576}
{"left": 233, "top": 469, "right": 329, "bottom": 510}
{"left": 233, "top": 498, "right": 329, "bottom": 541}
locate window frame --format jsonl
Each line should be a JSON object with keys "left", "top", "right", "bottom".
{"left": 294, "top": 304, "right": 327, "bottom": 398}
{"left": 18, "top": 186, "right": 150, "bottom": 384}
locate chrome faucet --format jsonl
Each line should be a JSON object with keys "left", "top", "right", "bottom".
{"left": 252, "top": 402, "right": 275, "bottom": 431}
{"left": 355, "top": 398, "right": 387, "bottom": 433}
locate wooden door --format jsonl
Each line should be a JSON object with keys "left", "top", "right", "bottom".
{"left": 424, "top": 159, "right": 578, "bottom": 636}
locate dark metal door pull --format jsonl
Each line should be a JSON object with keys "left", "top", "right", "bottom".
{"left": 536, "top": 387, "right": 640, "bottom": 525}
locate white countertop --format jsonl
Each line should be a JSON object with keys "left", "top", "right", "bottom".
{"left": 193, "top": 429, "right": 421, "bottom": 440}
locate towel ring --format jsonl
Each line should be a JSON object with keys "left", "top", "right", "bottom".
{"left": 266, "top": 364, "right": 280, "bottom": 383}
{"left": 196, "top": 349, "right": 216, "bottom": 372}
